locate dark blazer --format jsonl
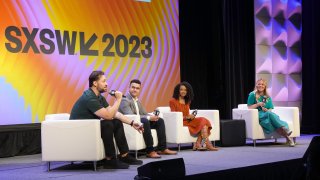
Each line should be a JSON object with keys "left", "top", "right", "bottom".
{"left": 119, "top": 93, "right": 148, "bottom": 116}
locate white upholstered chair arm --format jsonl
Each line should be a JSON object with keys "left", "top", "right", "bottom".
{"left": 162, "top": 111, "right": 183, "bottom": 143}
{"left": 273, "top": 107, "right": 300, "bottom": 137}
{"left": 123, "top": 114, "right": 142, "bottom": 140}
{"left": 195, "top": 110, "right": 220, "bottom": 141}
{"left": 41, "top": 120, "right": 104, "bottom": 161}
{"left": 232, "top": 108, "right": 259, "bottom": 139}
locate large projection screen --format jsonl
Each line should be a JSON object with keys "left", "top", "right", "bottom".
{"left": 0, "top": 0, "right": 180, "bottom": 125}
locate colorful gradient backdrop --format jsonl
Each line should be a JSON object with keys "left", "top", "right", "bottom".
{"left": 0, "top": 0, "right": 180, "bottom": 125}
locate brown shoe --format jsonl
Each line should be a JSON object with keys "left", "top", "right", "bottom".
{"left": 157, "top": 149, "right": 177, "bottom": 155}
{"left": 205, "top": 139, "right": 219, "bottom": 151}
{"left": 146, "top": 151, "right": 161, "bottom": 158}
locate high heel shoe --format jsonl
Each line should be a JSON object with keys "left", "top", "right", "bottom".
{"left": 193, "top": 136, "right": 202, "bottom": 151}
{"left": 205, "top": 138, "right": 219, "bottom": 151}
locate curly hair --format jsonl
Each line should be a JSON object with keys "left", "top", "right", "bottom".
{"left": 172, "top": 81, "right": 194, "bottom": 104}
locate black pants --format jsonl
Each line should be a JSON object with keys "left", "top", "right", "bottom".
{"left": 100, "top": 119, "right": 129, "bottom": 158}
{"left": 141, "top": 117, "right": 167, "bottom": 153}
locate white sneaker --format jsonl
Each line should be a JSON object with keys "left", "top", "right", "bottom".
{"left": 285, "top": 128, "right": 292, "bottom": 136}
{"left": 288, "top": 138, "right": 295, "bottom": 147}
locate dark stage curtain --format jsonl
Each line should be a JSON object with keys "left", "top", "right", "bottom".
{"left": 302, "top": 0, "right": 320, "bottom": 133}
{"left": 0, "top": 124, "right": 41, "bottom": 157}
{"left": 179, "top": 0, "right": 255, "bottom": 119}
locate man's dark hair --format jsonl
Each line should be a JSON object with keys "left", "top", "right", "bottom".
{"left": 130, "top": 79, "right": 141, "bottom": 86}
{"left": 172, "top": 81, "right": 194, "bottom": 104}
{"left": 89, "top": 71, "right": 104, "bottom": 88}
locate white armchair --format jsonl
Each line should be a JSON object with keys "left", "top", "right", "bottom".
{"left": 156, "top": 107, "right": 220, "bottom": 151}
{"left": 41, "top": 113, "right": 105, "bottom": 171}
{"left": 123, "top": 115, "right": 158, "bottom": 159}
{"left": 42, "top": 113, "right": 153, "bottom": 170}
{"left": 232, "top": 104, "right": 300, "bottom": 146}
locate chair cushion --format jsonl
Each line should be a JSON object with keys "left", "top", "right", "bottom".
{"left": 156, "top": 107, "right": 171, "bottom": 113}
{"left": 45, "top": 113, "right": 70, "bottom": 120}
{"left": 238, "top": 104, "right": 248, "bottom": 109}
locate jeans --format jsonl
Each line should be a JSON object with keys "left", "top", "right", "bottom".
{"left": 141, "top": 117, "right": 167, "bottom": 153}
{"left": 100, "top": 119, "right": 129, "bottom": 158}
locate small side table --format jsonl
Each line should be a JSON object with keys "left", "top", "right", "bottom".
{"left": 219, "top": 119, "right": 246, "bottom": 147}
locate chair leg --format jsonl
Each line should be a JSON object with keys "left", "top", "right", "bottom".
{"left": 93, "top": 161, "right": 97, "bottom": 171}
{"left": 178, "top": 144, "right": 181, "bottom": 151}
{"left": 47, "top": 162, "right": 51, "bottom": 172}
{"left": 253, "top": 140, "right": 256, "bottom": 147}
{"left": 293, "top": 137, "right": 296, "bottom": 143}
{"left": 135, "top": 150, "right": 138, "bottom": 159}
{"left": 213, "top": 141, "right": 216, "bottom": 147}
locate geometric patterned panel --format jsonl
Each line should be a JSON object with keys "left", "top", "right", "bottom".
{"left": 255, "top": 0, "right": 271, "bottom": 17}
{"left": 255, "top": 17, "right": 272, "bottom": 45}
{"left": 256, "top": 45, "right": 272, "bottom": 73}
{"left": 287, "top": 20, "right": 301, "bottom": 47}
{"left": 287, "top": 47, "right": 302, "bottom": 74}
{"left": 272, "top": 19, "right": 287, "bottom": 46}
{"left": 288, "top": 74, "right": 302, "bottom": 101}
{"left": 271, "top": 74, "right": 288, "bottom": 101}
{"left": 271, "top": 0, "right": 287, "bottom": 18}
{"left": 255, "top": 0, "right": 272, "bottom": 46}
{"left": 255, "top": 0, "right": 302, "bottom": 110}
{"left": 272, "top": 46, "right": 288, "bottom": 74}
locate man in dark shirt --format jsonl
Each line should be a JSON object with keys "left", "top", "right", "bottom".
{"left": 70, "top": 71, "right": 143, "bottom": 169}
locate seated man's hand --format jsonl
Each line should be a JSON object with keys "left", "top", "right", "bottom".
{"left": 114, "top": 91, "right": 123, "bottom": 99}
{"left": 149, "top": 115, "right": 159, "bottom": 121}
{"left": 132, "top": 122, "right": 144, "bottom": 133}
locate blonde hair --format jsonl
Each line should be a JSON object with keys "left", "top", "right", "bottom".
{"left": 254, "top": 78, "right": 270, "bottom": 100}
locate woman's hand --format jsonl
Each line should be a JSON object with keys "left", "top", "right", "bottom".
{"left": 257, "top": 102, "right": 265, "bottom": 107}
{"left": 186, "top": 114, "right": 195, "bottom": 120}
{"left": 261, "top": 107, "right": 269, "bottom": 112}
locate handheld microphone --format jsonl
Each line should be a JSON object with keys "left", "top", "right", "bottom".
{"left": 192, "top": 109, "right": 198, "bottom": 116}
{"left": 153, "top": 109, "right": 160, "bottom": 116}
{"left": 262, "top": 96, "right": 267, "bottom": 103}
{"left": 109, "top": 90, "right": 126, "bottom": 97}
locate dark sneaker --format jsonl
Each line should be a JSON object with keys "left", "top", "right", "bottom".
{"left": 83, "top": 159, "right": 106, "bottom": 166}
{"left": 97, "top": 159, "right": 107, "bottom": 166}
{"left": 118, "top": 154, "right": 143, "bottom": 165}
{"left": 103, "top": 159, "right": 129, "bottom": 169}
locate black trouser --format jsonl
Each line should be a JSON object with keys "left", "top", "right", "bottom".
{"left": 141, "top": 117, "right": 167, "bottom": 153}
{"left": 100, "top": 119, "right": 129, "bottom": 158}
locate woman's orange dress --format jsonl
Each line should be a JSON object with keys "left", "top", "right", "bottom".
{"left": 169, "top": 98, "right": 212, "bottom": 136}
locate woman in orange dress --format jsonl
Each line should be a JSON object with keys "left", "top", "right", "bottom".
{"left": 169, "top": 82, "right": 218, "bottom": 151}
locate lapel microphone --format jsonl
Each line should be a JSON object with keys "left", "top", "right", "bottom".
{"left": 109, "top": 90, "right": 126, "bottom": 97}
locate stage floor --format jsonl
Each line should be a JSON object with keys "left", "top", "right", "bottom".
{"left": 0, "top": 134, "right": 317, "bottom": 180}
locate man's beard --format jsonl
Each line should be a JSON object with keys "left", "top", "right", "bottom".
{"left": 98, "top": 87, "right": 106, "bottom": 93}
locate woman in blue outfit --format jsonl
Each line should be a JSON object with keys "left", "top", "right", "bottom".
{"left": 247, "top": 78, "right": 295, "bottom": 147}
